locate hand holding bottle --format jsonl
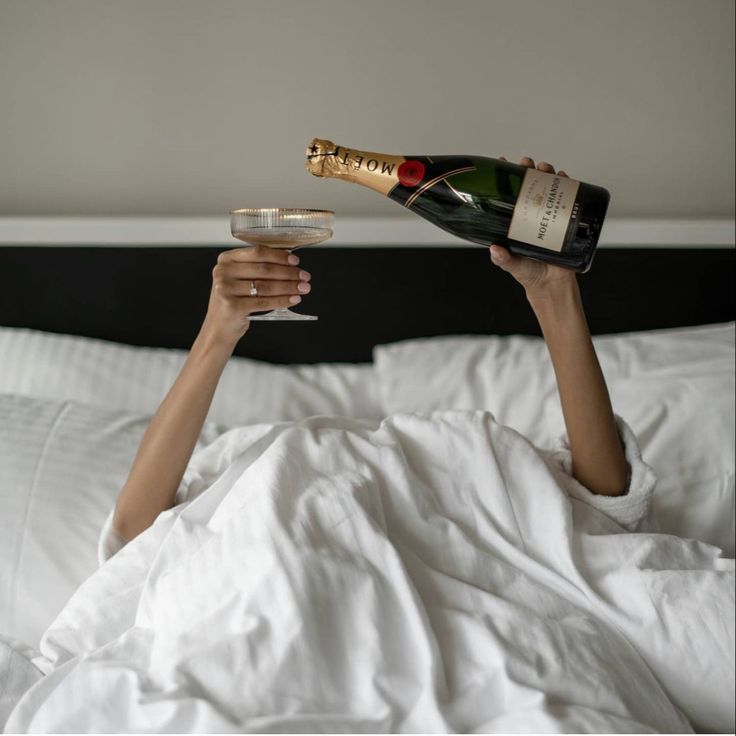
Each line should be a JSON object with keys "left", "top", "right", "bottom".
{"left": 489, "top": 157, "right": 577, "bottom": 298}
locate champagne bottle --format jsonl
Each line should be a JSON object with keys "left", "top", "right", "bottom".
{"left": 305, "top": 138, "right": 610, "bottom": 272}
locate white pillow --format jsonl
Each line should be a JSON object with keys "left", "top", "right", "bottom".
{"left": 374, "top": 323, "right": 736, "bottom": 555}
{"left": 0, "top": 393, "right": 224, "bottom": 648}
{"left": 0, "top": 327, "right": 382, "bottom": 425}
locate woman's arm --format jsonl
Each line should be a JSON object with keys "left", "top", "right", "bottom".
{"left": 112, "top": 245, "right": 312, "bottom": 543}
{"left": 490, "top": 156, "right": 629, "bottom": 496}
{"left": 526, "top": 278, "right": 629, "bottom": 496}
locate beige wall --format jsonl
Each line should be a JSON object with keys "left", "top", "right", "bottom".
{"left": 0, "top": 0, "right": 733, "bottom": 218}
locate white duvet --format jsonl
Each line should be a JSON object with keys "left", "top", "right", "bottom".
{"left": 3, "top": 411, "right": 734, "bottom": 733}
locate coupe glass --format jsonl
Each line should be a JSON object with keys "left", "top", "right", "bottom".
{"left": 229, "top": 208, "right": 334, "bottom": 321}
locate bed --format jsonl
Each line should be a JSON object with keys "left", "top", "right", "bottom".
{"left": 0, "top": 244, "right": 734, "bottom": 733}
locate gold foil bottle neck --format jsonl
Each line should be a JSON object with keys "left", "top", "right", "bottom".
{"left": 305, "top": 138, "right": 406, "bottom": 195}
{"left": 305, "top": 138, "right": 339, "bottom": 177}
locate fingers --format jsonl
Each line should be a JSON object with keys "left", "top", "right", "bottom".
{"left": 219, "top": 245, "right": 299, "bottom": 267}
{"left": 220, "top": 278, "right": 310, "bottom": 298}
{"left": 522, "top": 156, "right": 556, "bottom": 174}
{"left": 489, "top": 243, "right": 533, "bottom": 283}
{"left": 239, "top": 294, "right": 303, "bottom": 313}
{"left": 517, "top": 155, "right": 570, "bottom": 177}
{"left": 489, "top": 244, "right": 519, "bottom": 271}
{"left": 214, "top": 260, "right": 309, "bottom": 284}
{"left": 488, "top": 243, "right": 545, "bottom": 289}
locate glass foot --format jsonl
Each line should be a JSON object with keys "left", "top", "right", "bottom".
{"left": 249, "top": 308, "right": 318, "bottom": 321}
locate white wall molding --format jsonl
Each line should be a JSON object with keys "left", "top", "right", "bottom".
{"left": 0, "top": 216, "right": 733, "bottom": 248}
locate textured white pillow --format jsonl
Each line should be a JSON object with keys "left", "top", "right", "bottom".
{"left": 0, "top": 327, "right": 382, "bottom": 425}
{"left": 374, "top": 322, "right": 736, "bottom": 554}
{"left": 0, "top": 393, "right": 223, "bottom": 648}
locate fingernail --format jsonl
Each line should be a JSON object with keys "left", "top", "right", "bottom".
{"left": 299, "top": 270, "right": 311, "bottom": 281}
{"left": 297, "top": 282, "right": 311, "bottom": 293}
{"left": 289, "top": 295, "right": 302, "bottom": 305}
{"left": 288, "top": 254, "right": 300, "bottom": 265}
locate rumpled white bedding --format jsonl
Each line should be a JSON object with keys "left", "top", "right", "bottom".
{"left": 4, "top": 411, "right": 734, "bottom": 733}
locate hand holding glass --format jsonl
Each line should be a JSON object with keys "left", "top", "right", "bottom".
{"left": 229, "top": 208, "right": 334, "bottom": 321}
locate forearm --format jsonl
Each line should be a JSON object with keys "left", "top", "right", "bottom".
{"left": 112, "top": 327, "right": 234, "bottom": 542}
{"left": 527, "top": 280, "right": 629, "bottom": 496}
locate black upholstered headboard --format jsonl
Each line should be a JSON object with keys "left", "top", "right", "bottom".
{"left": 0, "top": 246, "right": 733, "bottom": 363}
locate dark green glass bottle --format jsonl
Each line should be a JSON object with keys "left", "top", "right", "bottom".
{"left": 306, "top": 138, "right": 610, "bottom": 272}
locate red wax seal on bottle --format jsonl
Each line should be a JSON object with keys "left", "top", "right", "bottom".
{"left": 397, "top": 160, "right": 425, "bottom": 188}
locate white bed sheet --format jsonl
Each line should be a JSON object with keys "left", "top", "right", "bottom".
{"left": 5, "top": 412, "right": 734, "bottom": 733}
{"left": 0, "top": 326, "right": 381, "bottom": 650}
{"left": 0, "top": 394, "right": 224, "bottom": 649}
{"left": 374, "top": 322, "right": 736, "bottom": 555}
{"left": 0, "top": 326, "right": 383, "bottom": 424}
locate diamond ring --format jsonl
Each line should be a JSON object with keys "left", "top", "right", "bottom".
{"left": 249, "top": 281, "right": 258, "bottom": 297}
